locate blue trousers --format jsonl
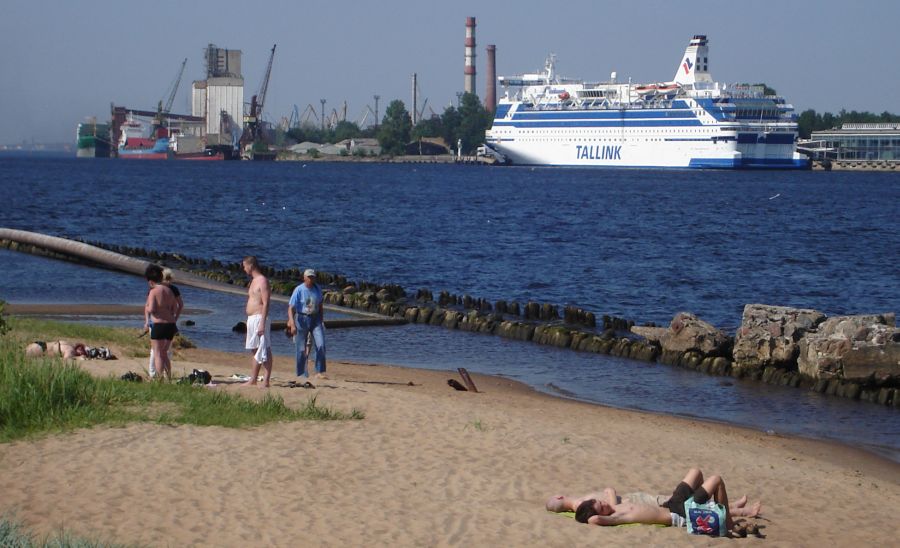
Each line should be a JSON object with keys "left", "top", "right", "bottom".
{"left": 294, "top": 314, "right": 326, "bottom": 377}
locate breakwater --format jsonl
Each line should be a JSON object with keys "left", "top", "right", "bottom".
{"left": 4, "top": 231, "right": 895, "bottom": 409}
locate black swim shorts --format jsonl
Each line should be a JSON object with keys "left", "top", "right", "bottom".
{"left": 662, "top": 481, "right": 710, "bottom": 518}
{"left": 150, "top": 322, "right": 178, "bottom": 340}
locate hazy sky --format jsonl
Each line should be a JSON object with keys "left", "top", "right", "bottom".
{"left": 2, "top": 0, "right": 898, "bottom": 143}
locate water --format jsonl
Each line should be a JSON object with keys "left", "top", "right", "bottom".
{"left": 1, "top": 154, "right": 898, "bottom": 461}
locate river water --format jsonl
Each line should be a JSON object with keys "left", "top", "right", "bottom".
{"left": 1, "top": 154, "right": 898, "bottom": 461}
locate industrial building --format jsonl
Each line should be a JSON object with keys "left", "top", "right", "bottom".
{"left": 192, "top": 44, "right": 244, "bottom": 147}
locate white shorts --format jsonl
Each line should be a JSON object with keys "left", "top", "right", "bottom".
{"left": 245, "top": 314, "right": 271, "bottom": 364}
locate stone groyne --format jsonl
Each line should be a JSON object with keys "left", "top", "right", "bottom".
{"left": 2, "top": 230, "right": 896, "bottom": 407}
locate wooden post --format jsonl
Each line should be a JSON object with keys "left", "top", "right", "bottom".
{"left": 457, "top": 368, "right": 478, "bottom": 393}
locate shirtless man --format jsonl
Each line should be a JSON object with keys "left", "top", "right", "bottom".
{"left": 547, "top": 488, "right": 759, "bottom": 516}
{"left": 570, "top": 468, "right": 761, "bottom": 533}
{"left": 144, "top": 264, "right": 179, "bottom": 380}
{"left": 242, "top": 256, "right": 272, "bottom": 388}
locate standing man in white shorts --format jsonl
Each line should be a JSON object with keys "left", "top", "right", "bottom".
{"left": 242, "top": 256, "right": 272, "bottom": 388}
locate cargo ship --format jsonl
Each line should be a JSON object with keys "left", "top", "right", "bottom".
{"left": 76, "top": 122, "right": 111, "bottom": 158}
{"left": 117, "top": 114, "right": 224, "bottom": 160}
{"left": 484, "top": 35, "right": 809, "bottom": 169}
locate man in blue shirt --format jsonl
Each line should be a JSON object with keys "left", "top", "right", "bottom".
{"left": 287, "top": 268, "right": 326, "bottom": 379}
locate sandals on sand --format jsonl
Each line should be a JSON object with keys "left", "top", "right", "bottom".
{"left": 287, "top": 380, "right": 316, "bottom": 389}
{"left": 731, "top": 522, "right": 760, "bottom": 538}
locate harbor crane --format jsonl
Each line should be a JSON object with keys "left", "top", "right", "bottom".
{"left": 155, "top": 58, "right": 187, "bottom": 125}
{"left": 240, "top": 44, "right": 277, "bottom": 150}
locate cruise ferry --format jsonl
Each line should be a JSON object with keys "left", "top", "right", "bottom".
{"left": 484, "top": 35, "right": 809, "bottom": 169}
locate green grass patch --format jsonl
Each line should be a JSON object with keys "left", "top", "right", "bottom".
{"left": 0, "top": 516, "right": 127, "bottom": 547}
{"left": 0, "top": 319, "right": 364, "bottom": 442}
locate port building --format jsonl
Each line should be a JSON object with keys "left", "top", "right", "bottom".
{"left": 805, "top": 123, "right": 900, "bottom": 163}
{"left": 192, "top": 44, "right": 244, "bottom": 147}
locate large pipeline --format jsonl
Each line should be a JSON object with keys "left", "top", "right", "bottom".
{"left": 0, "top": 228, "right": 394, "bottom": 323}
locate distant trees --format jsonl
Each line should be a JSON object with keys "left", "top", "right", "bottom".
{"left": 377, "top": 100, "right": 413, "bottom": 156}
{"left": 283, "top": 92, "right": 496, "bottom": 156}
{"left": 285, "top": 120, "right": 365, "bottom": 145}
{"left": 409, "top": 92, "right": 492, "bottom": 155}
{"left": 454, "top": 92, "right": 492, "bottom": 154}
{"left": 798, "top": 109, "right": 900, "bottom": 139}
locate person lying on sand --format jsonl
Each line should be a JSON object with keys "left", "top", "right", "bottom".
{"left": 558, "top": 468, "right": 761, "bottom": 533}
{"left": 25, "top": 341, "right": 115, "bottom": 361}
{"left": 547, "top": 490, "right": 759, "bottom": 516}
{"left": 25, "top": 340, "right": 87, "bottom": 360}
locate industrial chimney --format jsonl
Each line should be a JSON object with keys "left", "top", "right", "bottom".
{"left": 464, "top": 17, "right": 476, "bottom": 95}
{"left": 485, "top": 44, "right": 496, "bottom": 113}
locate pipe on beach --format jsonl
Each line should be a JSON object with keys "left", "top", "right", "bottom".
{"left": 0, "top": 228, "right": 389, "bottom": 320}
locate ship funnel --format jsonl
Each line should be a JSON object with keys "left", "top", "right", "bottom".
{"left": 673, "top": 34, "right": 713, "bottom": 86}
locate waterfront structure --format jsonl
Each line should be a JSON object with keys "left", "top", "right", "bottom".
{"left": 484, "top": 35, "right": 808, "bottom": 169}
{"left": 806, "top": 124, "right": 900, "bottom": 162}
{"left": 192, "top": 44, "right": 244, "bottom": 148}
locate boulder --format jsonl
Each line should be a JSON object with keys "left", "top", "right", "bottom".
{"left": 797, "top": 313, "right": 899, "bottom": 382}
{"left": 733, "top": 304, "right": 826, "bottom": 373}
{"left": 657, "top": 312, "right": 731, "bottom": 356}
{"left": 630, "top": 326, "right": 669, "bottom": 343}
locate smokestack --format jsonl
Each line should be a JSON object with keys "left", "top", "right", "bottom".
{"left": 485, "top": 44, "right": 496, "bottom": 113}
{"left": 464, "top": 17, "right": 476, "bottom": 95}
{"left": 412, "top": 73, "right": 418, "bottom": 126}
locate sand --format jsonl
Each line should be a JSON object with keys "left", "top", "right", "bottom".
{"left": 1, "top": 346, "right": 898, "bottom": 547}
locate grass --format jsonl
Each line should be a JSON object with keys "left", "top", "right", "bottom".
{"left": 0, "top": 318, "right": 363, "bottom": 442}
{"left": 465, "top": 418, "right": 488, "bottom": 432}
{"left": 0, "top": 516, "right": 127, "bottom": 547}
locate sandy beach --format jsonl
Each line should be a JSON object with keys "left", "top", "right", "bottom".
{"left": 2, "top": 343, "right": 898, "bottom": 547}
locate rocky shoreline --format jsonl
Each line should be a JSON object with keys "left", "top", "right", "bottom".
{"left": 4, "top": 236, "right": 897, "bottom": 407}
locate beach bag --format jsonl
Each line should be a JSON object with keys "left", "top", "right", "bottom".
{"left": 189, "top": 369, "right": 212, "bottom": 385}
{"left": 684, "top": 496, "right": 727, "bottom": 536}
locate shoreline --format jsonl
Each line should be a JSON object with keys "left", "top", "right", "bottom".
{"left": 2, "top": 343, "right": 898, "bottom": 545}
{"left": 5, "top": 302, "right": 898, "bottom": 465}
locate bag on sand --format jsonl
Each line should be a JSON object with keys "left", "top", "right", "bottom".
{"left": 684, "top": 496, "right": 727, "bottom": 536}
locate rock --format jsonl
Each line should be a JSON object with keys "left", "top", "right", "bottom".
{"left": 733, "top": 304, "right": 826, "bottom": 374}
{"left": 404, "top": 307, "right": 419, "bottom": 323}
{"left": 417, "top": 307, "right": 433, "bottom": 324}
{"left": 442, "top": 310, "right": 461, "bottom": 329}
{"left": 798, "top": 313, "right": 898, "bottom": 382}
{"left": 657, "top": 312, "right": 731, "bottom": 357}
{"left": 630, "top": 325, "right": 668, "bottom": 342}
{"left": 232, "top": 321, "right": 247, "bottom": 333}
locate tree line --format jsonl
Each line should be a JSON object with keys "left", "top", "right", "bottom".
{"left": 284, "top": 92, "right": 492, "bottom": 156}
{"left": 798, "top": 109, "right": 900, "bottom": 139}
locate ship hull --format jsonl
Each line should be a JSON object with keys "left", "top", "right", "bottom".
{"left": 486, "top": 106, "right": 809, "bottom": 170}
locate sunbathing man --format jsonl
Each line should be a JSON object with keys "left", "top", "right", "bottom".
{"left": 563, "top": 468, "right": 761, "bottom": 532}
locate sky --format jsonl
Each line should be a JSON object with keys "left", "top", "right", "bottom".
{"left": 2, "top": 0, "right": 898, "bottom": 144}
